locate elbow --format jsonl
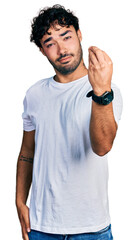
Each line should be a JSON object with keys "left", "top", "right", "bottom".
{"left": 94, "top": 149, "right": 110, "bottom": 157}
{"left": 92, "top": 144, "right": 113, "bottom": 157}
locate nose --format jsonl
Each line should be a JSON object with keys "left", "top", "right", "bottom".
{"left": 57, "top": 42, "right": 67, "bottom": 55}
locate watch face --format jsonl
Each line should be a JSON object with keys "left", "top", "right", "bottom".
{"left": 91, "top": 89, "right": 114, "bottom": 105}
{"left": 102, "top": 91, "right": 113, "bottom": 105}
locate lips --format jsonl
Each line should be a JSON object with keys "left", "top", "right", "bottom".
{"left": 57, "top": 54, "right": 73, "bottom": 64}
{"left": 59, "top": 56, "right": 72, "bottom": 63}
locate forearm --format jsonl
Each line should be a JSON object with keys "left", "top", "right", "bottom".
{"left": 16, "top": 150, "right": 34, "bottom": 207}
{"left": 90, "top": 101, "right": 117, "bottom": 156}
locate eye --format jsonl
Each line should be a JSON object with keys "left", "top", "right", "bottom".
{"left": 64, "top": 36, "right": 72, "bottom": 41}
{"left": 46, "top": 43, "right": 54, "bottom": 48}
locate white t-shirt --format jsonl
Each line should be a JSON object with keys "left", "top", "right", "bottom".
{"left": 22, "top": 75, "right": 123, "bottom": 234}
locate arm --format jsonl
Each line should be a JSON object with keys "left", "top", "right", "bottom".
{"left": 90, "top": 101, "right": 117, "bottom": 156}
{"left": 16, "top": 130, "right": 35, "bottom": 240}
{"left": 88, "top": 46, "right": 117, "bottom": 156}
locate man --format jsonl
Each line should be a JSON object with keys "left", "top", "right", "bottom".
{"left": 16, "top": 4, "right": 122, "bottom": 240}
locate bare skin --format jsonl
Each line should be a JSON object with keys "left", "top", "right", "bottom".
{"left": 16, "top": 24, "right": 117, "bottom": 239}
{"left": 16, "top": 130, "right": 35, "bottom": 240}
{"left": 88, "top": 46, "right": 117, "bottom": 155}
{"left": 40, "top": 25, "right": 88, "bottom": 83}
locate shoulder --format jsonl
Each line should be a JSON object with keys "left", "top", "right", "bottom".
{"left": 111, "top": 82, "right": 123, "bottom": 123}
{"left": 111, "top": 82, "right": 120, "bottom": 91}
{"left": 111, "top": 82, "right": 123, "bottom": 101}
{"left": 25, "top": 76, "right": 53, "bottom": 97}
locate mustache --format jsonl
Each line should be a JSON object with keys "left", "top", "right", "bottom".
{"left": 57, "top": 54, "right": 73, "bottom": 62}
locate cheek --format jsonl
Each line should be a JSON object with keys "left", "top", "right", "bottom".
{"left": 44, "top": 48, "right": 57, "bottom": 60}
{"left": 67, "top": 39, "right": 80, "bottom": 52}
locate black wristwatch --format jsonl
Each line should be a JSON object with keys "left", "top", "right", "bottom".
{"left": 86, "top": 89, "right": 114, "bottom": 105}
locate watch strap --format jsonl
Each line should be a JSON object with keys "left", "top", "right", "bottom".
{"left": 86, "top": 89, "right": 114, "bottom": 105}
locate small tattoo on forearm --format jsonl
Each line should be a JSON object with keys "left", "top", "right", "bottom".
{"left": 20, "top": 155, "right": 33, "bottom": 164}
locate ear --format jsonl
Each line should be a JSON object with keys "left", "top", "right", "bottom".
{"left": 77, "top": 29, "right": 82, "bottom": 42}
{"left": 39, "top": 47, "right": 46, "bottom": 56}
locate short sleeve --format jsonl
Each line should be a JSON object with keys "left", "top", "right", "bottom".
{"left": 112, "top": 84, "right": 123, "bottom": 126}
{"left": 22, "top": 96, "right": 36, "bottom": 131}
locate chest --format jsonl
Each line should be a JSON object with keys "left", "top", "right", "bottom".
{"left": 29, "top": 83, "right": 92, "bottom": 132}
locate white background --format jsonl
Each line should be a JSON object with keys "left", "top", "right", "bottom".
{"left": 0, "top": 0, "right": 138, "bottom": 239}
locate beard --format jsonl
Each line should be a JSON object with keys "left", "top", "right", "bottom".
{"left": 47, "top": 43, "right": 83, "bottom": 75}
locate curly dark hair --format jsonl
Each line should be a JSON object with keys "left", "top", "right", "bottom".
{"left": 30, "top": 4, "right": 79, "bottom": 48}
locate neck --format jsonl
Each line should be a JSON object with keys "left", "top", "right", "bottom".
{"left": 54, "top": 60, "right": 88, "bottom": 83}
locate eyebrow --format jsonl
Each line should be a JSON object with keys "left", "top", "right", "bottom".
{"left": 43, "top": 30, "right": 72, "bottom": 44}
{"left": 43, "top": 37, "right": 53, "bottom": 44}
{"left": 60, "top": 30, "right": 72, "bottom": 37}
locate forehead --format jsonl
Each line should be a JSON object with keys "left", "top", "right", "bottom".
{"left": 48, "top": 23, "right": 74, "bottom": 32}
{"left": 42, "top": 25, "right": 76, "bottom": 39}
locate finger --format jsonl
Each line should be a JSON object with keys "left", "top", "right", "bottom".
{"left": 22, "top": 220, "right": 29, "bottom": 240}
{"left": 89, "top": 46, "right": 105, "bottom": 64}
{"left": 102, "top": 50, "right": 113, "bottom": 64}
{"left": 89, "top": 50, "right": 98, "bottom": 66}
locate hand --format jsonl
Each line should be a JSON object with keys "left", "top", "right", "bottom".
{"left": 88, "top": 46, "right": 113, "bottom": 96}
{"left": 16, "top": 203, "right": 31, "bottom": 240}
